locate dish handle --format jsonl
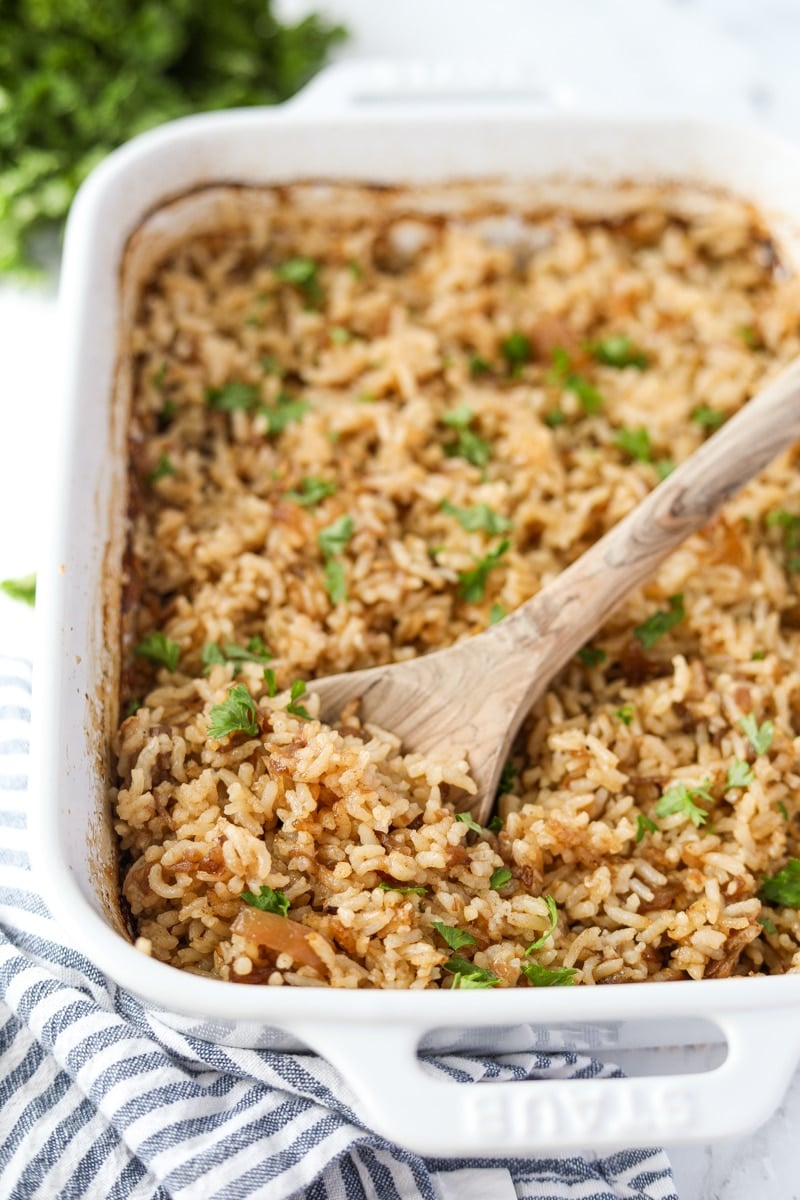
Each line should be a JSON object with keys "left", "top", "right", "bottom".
{"left": 287, "top": 59, "right": 573, "bottom": 117}
{"left": 289, "top": 1009, "right": 800, "bottom": 1154}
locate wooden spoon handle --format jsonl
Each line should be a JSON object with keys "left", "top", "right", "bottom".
{"left": 496, "top": 356, "right": 800, "bottom": 700}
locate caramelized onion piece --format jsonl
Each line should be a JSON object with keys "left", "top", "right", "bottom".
{"left": 232, "top": 905, "right": 324, "bottom": 969}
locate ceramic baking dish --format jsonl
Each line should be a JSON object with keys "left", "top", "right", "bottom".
{"left": 30, "top": 60, "right": 800, "bottom": 1156}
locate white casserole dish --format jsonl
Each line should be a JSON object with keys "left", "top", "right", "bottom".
{"left": 31, "top": 60, "right": 800, "bottom": 1156}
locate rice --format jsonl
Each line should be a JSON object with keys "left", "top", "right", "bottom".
{"left": 114, "top": 180, "right": 800, "bottom": 988}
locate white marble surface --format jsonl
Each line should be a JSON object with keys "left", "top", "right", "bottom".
{"left": 3, "top": 2, "right": 800, "bottom": 1196}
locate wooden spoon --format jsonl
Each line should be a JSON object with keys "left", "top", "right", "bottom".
{"left": 310, "top": 359, "right": 800, "bottom": 824}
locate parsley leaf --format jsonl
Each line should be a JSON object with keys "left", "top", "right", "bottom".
{"left": 691, "top": 405, "right": 725, "bottom": 430}
{"left": 263, "top": 667, "right": 278, "bottom": 697}
{"left": 740, "top": 714, "right": 775, "bottom": 756}
{"left": 489, "top": 603, "right": 507, "bottom": 625}
{"left": 521, "top": 961, "right": 576, "bottom": 987}
{"left": 208, "top": 683, "right": 259, "bottom": 739}
{"left": 206, "top": 382, "right": 260, "bottom": 412}
{"left": 0, "top": 573, "right": 36, "bottom": 607}
{"left": 487, "top": 814, "right": 503, "bottom": 833}
{"left": 241, "top": 885, "right": 290, "bottom": 917}
{"left": 736, "top": 325, "right": 761, "bottom": 349}
{"left": 455, "top": 812, "right": 484, "bottom": 834}
{"left": 544, "top": 409, "right": 566, "bottom": 428}
{"left": 323, "top": 558, "right": 347, "bottom": 604}
{"left": 490, "top": 867, "right": 512, "bottom": 890}
{"left": 614, "top": 427, "right": 652, "bottom": 462}
{"left": 260, "top": 392, "right": 310, "bottom": 436}
{"left": 202, "top": 637, "right": 272, "bottom": 675}
{"left": 526, "top": 896, "right": 559, "bottom": 953}
{"left": 441, "top": 406, "right": 491, "bottom": 468}
{"left": 457, "top": 540, "right": 510, "bottom": 603}
{"left": 616, "top": 704, "right": 634, "bottom": 726}
{"left": 588, "top": 334, "right": 648, "bottom": 369}
{"left": 433, "top": 921, "right": 477, "bottom": 951}
{"left": 134, "top": 631, "right": 181, "bottom": 672}
{"left": 378, "top": 882, "right": 428, "bottom": 895}
{"left": 758, "top": 859, "right": 800, "bottom": 907}
{"left": 759, "top": 915, "right": 777, "bottom": 935}
{"left": 497, "top": 760, "right": 517, "bottom": 796}
{"left": 440, "top": 500, "right": 512, "bottom": 535}
{"left": 726, "top": 759, "right": 755, "bottom": 790}
{"left": 330, "top": 326, "right": 352, "bottom": 344}
{"left": 655, "top": 459, "right": 675, "bottom": 481}
{"left": 469, "top": 354, "right": 491, "bottom": 377}
{"left": 577, "top": 646, "right": 606, "bottom": 667}
{"left": 548, "top": 349, "right": 603, "bottom": 414}
{"left": 443, "top": 957, "right": 500, "bottom": 988}
{"left": 634, "top": 594, "right": 685, "bottom": 650}
{"left": 778, "top": 801, "right": 789, "bottom": 821}
{"left": 655, "top": 779, "right": 713, "bottom": 828}
{"left": 636, "top": 813, "right": 658, "bottom": 842}
{"left": 147, "top": 454, "right": 177, "bottom": 485}
{"left": 501, "top": 331, "right": 532, "bottom": 372}
{"left": 285, "top": 477, "right": 337, "bottom": 507}
{"left": 285, "top": 679, "right": 312, "bottom": 720}
{"left": 275, "top": 257, "right": 321, "bottom": 304}
{"left": 318, "top": 515, "right": 354, "bottom": 558}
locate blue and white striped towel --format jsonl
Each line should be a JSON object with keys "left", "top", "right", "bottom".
{"left": 0, "top": 657, "right": 678, "bottom": 1199}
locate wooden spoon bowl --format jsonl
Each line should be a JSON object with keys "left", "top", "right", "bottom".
{"left": 311, "top": 359, "right": 800, "bottom": 824}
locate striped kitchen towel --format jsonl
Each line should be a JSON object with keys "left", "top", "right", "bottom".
{"left": 0, "top": 657, "right": 678, "bottom": 1200}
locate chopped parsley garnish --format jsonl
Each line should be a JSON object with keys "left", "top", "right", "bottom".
{"left": 330, "top": 326, "right": 352, "bottom": 344}
{"left": 275, "top": 257, "right": 321, "bottom": 304}
{"left": 778, "top": 801, "right": 789, "bottom": 821}
{"left": 588, "top": 334, "right": 648, "bottom": 369}
{"left": 125, "top": 699, "right": 141, "bottom": 718}
{"left": 348, "top": 260, "right": 363, "bottom": 279}
{"left": 207, "top": 683, "right": 259, "bottom": 739}
{"left": 548, "top": 348, "right": 603, "bottom": 414}
{"left": 489, "top": 603, "right": 507, "bottom": 625}
{"left": 260, "top": 392, "right": 310, "bottom": 436}
{"left": 206, "top": 381, "right": 260, "bottom": 412}
{"left": 616, "top": 704, "right": 634, "bottom": 726}
{"left": 318, "top": 514, "right": 355, "bottom": 558}
{"left": 736, "top": 325, "right": 760, "bottom": 349}
{"left": 152, "top": 361, "right": 167, "bottom": 390}
{"left": 134, "top": 631, "right": 181, "bottom": 672}
{"left": 457, "top": 540, "right": 510, "bottom": 603}
{"left": 752, "top": 650, "right": 767, "bottom": 661}
{"left": 441, "top": 405, "right": 491, "bottom": 468}
{"left": 440, "top": 500, "right": 512, "bottom": 535}
{"left": 636, "top": 813, "right": 658, "bottom": 842}
{"left": 469, "top": 354, "right": 491, "bottom": 377}
{"left": 455, "top": 811, "right": 483, "bottom": 834}
{"left": 544, "top": 409, "right": 566, "bottom": 428}
{"left": 285, "top": 476, "right": 337, "bottom": 507}
{"left": 655, "top": 459, "right": 675, "bottom": 481}
{"left": 487, "top": 814, "right": 503, "bottom": 833}
{"left": 501, "top": 331, "right": 532, "bottom": 372}
{"left": 634, "top": 594, "right": 684, "bottom": 650}
{"left": 758, "top": 858, "right": 800, "bottom": 907}
{"left": 766, "top": 509, "right": 800, "bottom": 571}
{"left": 0, "top": 573, "right": 36, "bottom": 607}
{"left": 577, "top": 646, "right": 606, "bottom": 667}
{"left": 691, "top": 405, "right": 725, "bottom": 430}
{"left": 726, "top": 759, "right": 754, "bottom": 790}
{"left": 521, "top": 961, "right": 576, "bottom": 987}
{"left": 323, "top": 559, "right": 347, "bottom": 604}
{"left": 378, "top": 882, "right": 428, "bottom": 895}
{"left": 526, "top": 896, "right": 559, "bottom": 953}
{"left": 286, "top": 680, "right": 312, "bottom": 720}
{"left": 655, "top": 779, "right": 713, "bottom": 828}
{"left": 263, "top": 667, "right": 278, "bottom": 697}
{"left": 614, "top": 426, "right": 652, "bottom": 462}
{"left": 261, "top": 356, "right": 285, "bottom": 377}
{"left": 490, "top": 867, "right": 512, "bottom": 890}
{"left": 241, "top": 885, "right": 290, "bottom": 917}
{"left": 201, "top": 637, "right": 272, "bottom": 675}
{"left": 740, "top": 713, "right": 774, "bottom": 756}
{"left": 432, "top": 921, "right": 477, "bottom": 951}
{"left": 497, "top": 760, "right": 517, "bottom": 796}
{"left": 147, "top": 454, "right": 177, "bottom": 485}
{"left": 758, "top": 915, "right": 777, "bottom": 935}
{"left": 443, "top": 957, "right": 500, "bottom": 989}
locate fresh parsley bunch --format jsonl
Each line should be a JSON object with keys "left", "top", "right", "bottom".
{"left": 0, "top": 0, "right": 346, "bottom": 276}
